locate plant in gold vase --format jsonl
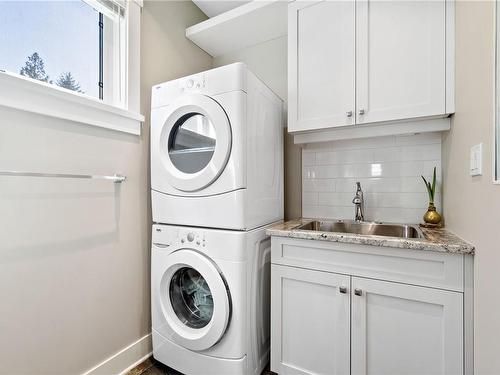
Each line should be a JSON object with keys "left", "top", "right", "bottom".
{"left": 421, "top": 167, "right": 442, "bottom": 225}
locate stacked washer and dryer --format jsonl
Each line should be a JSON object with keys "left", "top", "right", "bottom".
{"left": 150, "top": 63, "right": 284, "bottom": 375}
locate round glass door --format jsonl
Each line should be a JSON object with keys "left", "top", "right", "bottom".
{"left": 169, "top": 267, "right": 214, "bottom": 328}
{"left": 168, "top": 113, "right": 217, "bottom": 174}
{"left": 159, "top": 94, "right": 232, "bottom": 192}
{"left": 160, "top": 249, "right": 231, "bottom": 351}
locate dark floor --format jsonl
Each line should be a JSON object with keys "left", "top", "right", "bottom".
{"left": 128, "top": 357, "right": 273, "bottom": 375}
{"left": 127, "top": 357, "right": 182, "bottom": 375}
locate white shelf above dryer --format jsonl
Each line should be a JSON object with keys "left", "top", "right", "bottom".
{"left": 186, "top": 0, "right": 288, "bottom": 57}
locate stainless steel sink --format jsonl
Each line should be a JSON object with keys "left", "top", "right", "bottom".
{"left": 295, "top": 220, "right": 424, "bottom": 239}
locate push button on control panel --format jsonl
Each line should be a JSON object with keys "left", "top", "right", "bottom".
{"left": 181, "top": 77, "right": 204, "bottom": 90}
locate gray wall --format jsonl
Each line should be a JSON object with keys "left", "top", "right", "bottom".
{"left": 0, "top": 102, "right": 151, "bottom": 374}
{"left": 213, "top": 37, "right": 302, "bottom": 220}
{"left": 6, "top": 1, "right": 499, "bottom": 374}
{"left": 141, "top": 0, "right": 213, "bottom": 240}
{"left": 442, "top": 2, "right": 500, "bottom": 373}
{"left": 0, "top": 1, "right": 212, "bottom": 374}
{"left": 216, "top": 5, "right": 500, "bottom": 374}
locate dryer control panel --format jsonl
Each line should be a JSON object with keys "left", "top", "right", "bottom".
{"left": 180, "top": 76, "right": 205, "bottom": 91}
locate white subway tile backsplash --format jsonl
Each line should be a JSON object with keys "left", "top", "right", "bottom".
{"left": 363, "top": 192, "right": 436, "bottom": 209}
{"left": 395, "top": 132, "right": 442, "bottom": 146}
{"left": 316, "top": 149, "right": 374, "bottom": 165}
{"left": 302, "top": 151, "right": 316, "bottom": 166}
{"left": 304, "top": 134, "right": 396, "bottom": 151}
{"left": 423, "top": 160, "right": 442, "bottom": 176}
{"left": 372, "top": 147, "right": 402, "bottom": 162}
{"left": 302, "top": 192, "right": 319, "bottom": 206}
{"left": 400, "top": 176, "right": 426, "bottom": 192}
{"left": 399, "top": 193, "right": 430, "bottom": 209}
{"left": 365, "top": 207, "right": 424, "bottom": 223}
{"left": 302, "top": 205, "right": 329, "bottom": 219}
{"left": 400, "top": 144, "right": 441, "bottom": 161}
{"left": 335, "top": 178, "right": 402, "bottom": 193}
{"left": 303, "top": 179, "right": 336, "bottom": 192}
{"left": 303, "top": 205, "right": 354, "bottom": 220}
{"left": 303, "top": 165, "right": 341, "bottom": 179}
{"left": 326, "top": 206, "right": 354, "bottom": 220}
{"left": 302, "top": 133, "right": 442, "bottom": 224}
{"left": 317, "top": 192, "right": 354, "bottom": 206}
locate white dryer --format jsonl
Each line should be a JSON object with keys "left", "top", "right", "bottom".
{"left": 151, "top": 223, "right": 272, "bottom": 375}
{"left": 150, "top": 63, "right": 283, "bottom": 230}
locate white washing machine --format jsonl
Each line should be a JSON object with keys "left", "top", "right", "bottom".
{"left": 150, "top": 63, "right": 284, "bottom": 230}
{"left": 151, "top": 223, "right": 272, "bottom": 375}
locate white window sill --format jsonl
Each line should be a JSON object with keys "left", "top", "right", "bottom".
{"left": 0, "top": 71, "right": 144, "bottom": 135}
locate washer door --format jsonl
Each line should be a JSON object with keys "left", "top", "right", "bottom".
{"left": 159, "top": 249, "right": 231, "bottom": 351}
{"left": 159, "top": 94, "right": 232, "bottom": 192}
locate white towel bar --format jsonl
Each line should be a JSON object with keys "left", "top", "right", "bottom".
{"left": 0, "top": 170, "right": 126, "bottom": 183}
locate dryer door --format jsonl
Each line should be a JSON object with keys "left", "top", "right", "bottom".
{"left": 158, "top": 94, "right": 232, "bottom": 192}
{"left": 159, "top": 249, "right": 231, "bottom": 351}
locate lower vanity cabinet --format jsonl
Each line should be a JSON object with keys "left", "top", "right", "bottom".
{"left": 270, "top": 237, "right": 471, "bottom": 375}
{"left": 271, "top": 266, "right": 351, "bottom": 375}
{"left": 350, "top": 277, "right": 463, "bottom": 375}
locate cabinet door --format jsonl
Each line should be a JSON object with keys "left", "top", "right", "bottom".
{"left": 351, "top": 277, "right": 463, "bottom": 375}
{"left": 356, "top": 0, "right": 446, "bottom": 124}
{"left": 288, "top": 0, "right": 355, "bottom": 132}
{"left": 271, "top": 265, "right": 350, "bottom": 375}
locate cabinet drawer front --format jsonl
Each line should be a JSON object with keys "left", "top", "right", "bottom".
{"left": 351, "top": 277, "right": 463, "bottom": 375}
{"left": 271, "top": 265, "right": 350, "bottom": 375}
{"left": 271, "top": 237, "right": 464, "bottom": 292}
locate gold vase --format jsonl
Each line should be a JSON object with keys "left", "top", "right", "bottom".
{"left": 423, "top": 203, "right": 442, "bottom": 224}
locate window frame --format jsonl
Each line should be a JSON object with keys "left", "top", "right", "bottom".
{"left": 495, "top": 0, "right": 500, "bottom": 183}
{"left": 99, "top": 12, "right": 104, "bottom": 100}
{"left": 0, "top": 0, "right": 143, "bottom": 135}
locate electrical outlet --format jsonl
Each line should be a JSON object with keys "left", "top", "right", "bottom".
{"left": 470, "top": 143, "right": 482, "bottom": 176}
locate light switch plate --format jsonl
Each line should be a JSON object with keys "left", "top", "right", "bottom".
{"left": 470, "top": 143, "right": 483, "bottom": 176}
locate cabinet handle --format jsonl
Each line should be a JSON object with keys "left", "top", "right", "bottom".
{"left": 354, "top": 288, "right": 363, "bottom": 296}
{"left": 346, "top": 111, "right": 353, "bottom": 118}
{"left": 339, "top": 286, "right": 347, "bottom": 294}
{"left": 358, "top": 108, "right": 365, "bottom": 116}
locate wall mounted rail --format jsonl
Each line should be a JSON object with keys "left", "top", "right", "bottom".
{"left": 0, "top": 170, "right": 126, "bottom": 183}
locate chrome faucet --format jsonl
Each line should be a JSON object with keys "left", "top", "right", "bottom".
{"left": 352, "top": 182, "right": 364, "bottom": 222}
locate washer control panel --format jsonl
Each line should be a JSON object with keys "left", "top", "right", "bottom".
{"left": 178, "top": 229, "right": 205, "bottom": 247}
{"left": 152, "top": 225, "right": 206, "bottom": 249}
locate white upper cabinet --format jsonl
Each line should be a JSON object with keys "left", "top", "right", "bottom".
{"left": 356, "top": 0, "right": 446, "bottom": 124}
{"left": 288, "top": 1, "right": 356, "bottom": 132}
{"left": 288, "top": 0, "right": 454, "bottom": 135}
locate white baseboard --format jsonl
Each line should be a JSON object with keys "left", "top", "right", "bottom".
{"left": 82, "top": 334, "right": 152, "bottom": 375}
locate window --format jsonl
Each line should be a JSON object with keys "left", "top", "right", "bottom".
{"left": 0, "top": 0, "right": 126, "bottom": 106}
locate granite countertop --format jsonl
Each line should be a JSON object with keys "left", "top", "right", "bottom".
{"left": 266, "top": 219, "right": 475, "bottom": 255}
